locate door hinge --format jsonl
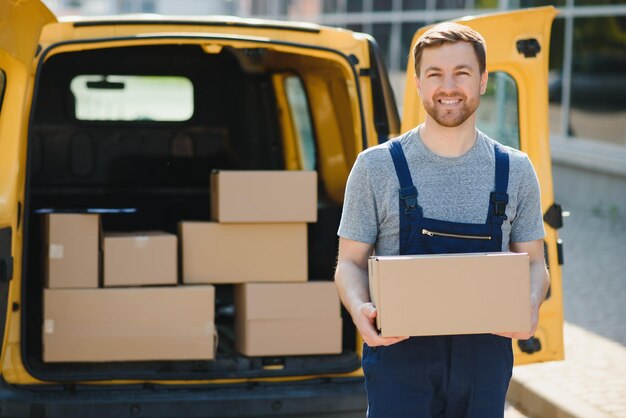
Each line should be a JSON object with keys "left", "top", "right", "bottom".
{"left": 516, "top": 39, "right": 541, "bottom": 58}
{"left": 0, "top": 257, "right": 13, "bottom": 283}
{"left": 0, "top": 227, "right": 13, "bottom": 282}
{"left": 543, "top": 203, "right": 564, "bottom": 230}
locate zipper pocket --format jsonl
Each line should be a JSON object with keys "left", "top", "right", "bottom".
{"left": 421, "top": 228, "right": 492, "bottom": 241}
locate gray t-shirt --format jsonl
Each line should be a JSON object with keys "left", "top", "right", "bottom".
{"left": 337, "top": 127, "right": 545, "bottom": 255}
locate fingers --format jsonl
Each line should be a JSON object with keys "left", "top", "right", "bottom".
{"left": 365, "top": 334, "right": 409, "bottom": 347}
{"left": 359, "top": 302, "right": 377, "bottom": 320}
{"left": 354, "top": 303, "right": 409, "bottom": 347}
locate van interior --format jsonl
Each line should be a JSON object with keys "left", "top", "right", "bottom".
{"left": 24, "top": 43, "right": 360, "bottom": 381}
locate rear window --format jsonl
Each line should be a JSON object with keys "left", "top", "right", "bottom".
{"left": 70, "top": 75, "right": 194, "bottom": 122}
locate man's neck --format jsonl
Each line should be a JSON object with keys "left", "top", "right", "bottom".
{"left": 419, "top": 118, "right": 478, "bottom": 158}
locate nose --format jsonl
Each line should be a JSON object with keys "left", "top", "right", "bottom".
{"left": 440, "top": 74, "right": 457, "bottom": 93}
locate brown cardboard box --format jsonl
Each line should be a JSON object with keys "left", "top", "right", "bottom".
{"left": 103, "top": 232, "right": 177, "bottom": 287}
{"left": 211, "top": 170, "right": 317, "bottom": 223}
{"left": 180, "top": 222, "right": 307, "bottom": 284}
{"left": 43, "top": 286, "right": 215, "bottom": 362}
{"left": 234, "top": 282, "right": 342, "bottom": 356}
{"left": 368, "top": 252, "right": 531, "bottom": 337}
{"left": 44, "top": 213, "right": 99, "bottom": 289}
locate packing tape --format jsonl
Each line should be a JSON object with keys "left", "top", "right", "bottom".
{"left": 49, "top": 244, "right": 64, "bottom": 259}
{"left": 44, "top": 319, "right": 54, "bottom": 334}
{"left": 134, "top": 236, "right": 149, "bottom": 249}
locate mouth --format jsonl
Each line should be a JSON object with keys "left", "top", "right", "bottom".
{"left": 437, "top": 98, "right": 462, "bottom": 105}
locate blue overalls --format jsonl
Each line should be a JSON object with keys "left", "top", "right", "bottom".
{"left": 362, "top": 138, "right": 513, "bottom": 418}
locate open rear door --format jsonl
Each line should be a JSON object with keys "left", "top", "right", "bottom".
{"left": 0, "top": 0, "right": 57, "bottom": 368}
{"left": 402, "top": 7, "right": 564, "bottom": 364}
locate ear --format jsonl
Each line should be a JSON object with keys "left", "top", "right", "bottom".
{"left": 414, "top": 74, "right": 422, "bottom": 98}
{"left": 479, "top": 70, "right": 488, "bottom": 95}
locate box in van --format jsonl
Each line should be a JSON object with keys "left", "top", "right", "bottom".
{"left": 44, "top": 213, "right": 100, "bottom": 289}
{"left": 43, "top": 286, "right": 215, "bottom": 362}
{"left": 234, "top": 282, "right": 342, "bottom": 356}
{"left": 211, "top": 170, "right": 318, "bottom": 223}
{"left": 103, "top": 231, "right": 178, "bottom": 287}
{"left": 180, "top": 222, "right": 308, "bottom": 284}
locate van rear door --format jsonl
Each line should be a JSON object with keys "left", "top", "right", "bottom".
{"left": 0, "top": 0, "right": 57, "bottom": 368}
{"left": 401, "top": 7, "right": 564, "bottom": 365}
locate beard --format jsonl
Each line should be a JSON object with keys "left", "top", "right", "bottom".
{"left": 423, "top": 92, "right": 480, "bottom": 128}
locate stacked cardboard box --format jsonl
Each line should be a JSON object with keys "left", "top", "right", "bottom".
{"left": 42, "top": 213, "right": 215, "bottom": 362}
{"left": 180, "top": 171, "right": 316, "bottom": 284}
{"left": 235, "top": 282, "right": 341, "bottom": 356}
{"left": 43, "top": 286, "right": 215, "bottom": 362}
{"left": 103, "top": 232, "right": 177, "bottom": 287}
{"left": 42, "top": 170, "right": 341, "bottom": 361}
{"left": 181, "top": 170, "right": 342, "bottom": 356}
{"left": 210, "top": 170, "right": 317, "bottom": 223}
{"left": 44, "top": 213, "right": 100, "bottom": 289}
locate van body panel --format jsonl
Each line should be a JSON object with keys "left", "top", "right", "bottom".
{"left": 0, "top": 0, "right": 56, "bottom": 372}
{"left": 402, "top": 7, "right": 564, "bottom": 364}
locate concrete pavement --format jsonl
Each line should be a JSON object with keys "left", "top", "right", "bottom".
{"left": 507, "top": 201, "right": 626, "bottom": 417}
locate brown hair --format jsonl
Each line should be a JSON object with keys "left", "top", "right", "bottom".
{"left": 413, "top": 22, "right": 487, "bottom": 75}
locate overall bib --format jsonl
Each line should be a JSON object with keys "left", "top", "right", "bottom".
{"left": 362, "top": 138, "right": 514, "bottom": 418}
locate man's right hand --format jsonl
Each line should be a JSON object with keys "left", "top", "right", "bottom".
{"left": 334, "top": 238, "right": 408, "bottom": 348}
{"left": 354, "top": 302, "right": 409, "bottom": 347}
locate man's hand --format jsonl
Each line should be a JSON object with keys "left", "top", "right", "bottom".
{"left": 495, "top": 239, "right": 549, "bottom": 340}
{"left": 354, "top": 302, "right": 409, "bottom": 347}
{"left": 335, "top": 238, "right": 408, "bottom": 348}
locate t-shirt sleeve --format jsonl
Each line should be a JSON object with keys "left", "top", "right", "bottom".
{"left": 337, "top": 152, "right": 379, "bottom": 244}
{"left": 510, "top": 154, "right": 546, "bottom": 243}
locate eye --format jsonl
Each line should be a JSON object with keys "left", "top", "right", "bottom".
{"left": 427, "top": 73, "right": 441, "bottom": 78}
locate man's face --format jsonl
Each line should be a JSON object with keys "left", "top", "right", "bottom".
{"left": 415, "top": 42, "right": 488, "bottom": 128}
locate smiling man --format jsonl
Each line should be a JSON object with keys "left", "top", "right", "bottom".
{"left": 334, "top": 23, "right": 550, "bottom": 418}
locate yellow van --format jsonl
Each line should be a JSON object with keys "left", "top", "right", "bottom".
{"left": 0, "top": 2, "right": 563, "bottom": 416}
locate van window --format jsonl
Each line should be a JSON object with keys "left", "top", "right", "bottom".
{"left": 284, "top": 75, "right": 316, "bottom": 170}
{"left": 476, "top": 72, "right": 520, "bottom": 150}
{"left": 70, "top": 75, "right": 194, "bottom": 122}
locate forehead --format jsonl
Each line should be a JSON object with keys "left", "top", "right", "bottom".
{"left": 420, "top": 42, "right": 480, "bottom": 71}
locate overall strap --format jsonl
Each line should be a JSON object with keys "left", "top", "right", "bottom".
{"left": 489, "top": 143, "right": 510, "bottom": 223}
{"left": 388, "top": 138, "right": 421, "bottom": 255}
{"left": 387, "top": 138, "right": 418, "bottom": 213}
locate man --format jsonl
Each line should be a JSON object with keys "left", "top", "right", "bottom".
{"left": 334, "top": 22, "right": 550, "bottom": 418}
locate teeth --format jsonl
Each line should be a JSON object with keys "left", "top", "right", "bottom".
{"left": 440, "top": 99, "right": 460, "bottom": 104}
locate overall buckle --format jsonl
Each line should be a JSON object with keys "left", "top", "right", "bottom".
{"left": 490, "top": 192, "right": 509, "bottom": 218}
{"left": 400, "top": 186, "right": 418, "bottom": 214}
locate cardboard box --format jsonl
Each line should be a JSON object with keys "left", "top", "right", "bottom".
{"left": 43, "top": 286, "right": 215, "bottom": 362}
{"left": 234, "top": 282, "right": 342, "bottom": 356}
{"left": 368, "top": 252, "right": 531, "bottom": 337}
{"left": 44, "top": 213, "right": 100, "bottom": 289}
{"left": 103, "top": 232, "right": 177, "bottom": 287}
{"left": 211, "top": 170, "right": 317, "bottom": 223}
{"left": 180, "top": 222, "right": 307, "bottom": 284}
